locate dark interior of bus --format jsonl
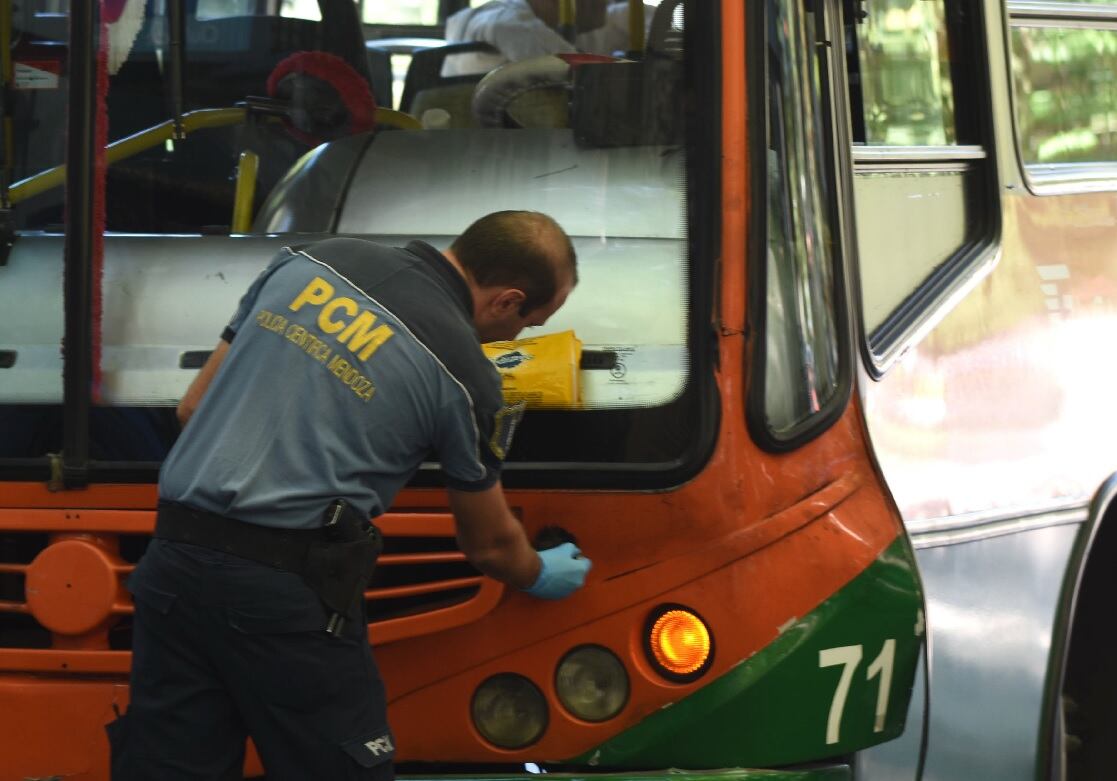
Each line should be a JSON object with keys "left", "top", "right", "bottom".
{"left": 10, "top": 0, "right": 683, "bottom": 233}
{"left": 0, "top": 0, "right": 714, "bottom": 486}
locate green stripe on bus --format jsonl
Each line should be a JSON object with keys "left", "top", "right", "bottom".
{"left": 569, "top": 536, "right": 924, "bottom": 768}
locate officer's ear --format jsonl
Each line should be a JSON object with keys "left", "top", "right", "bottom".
{"left": 490, "top": 288, "right": 527, "bottom": 316}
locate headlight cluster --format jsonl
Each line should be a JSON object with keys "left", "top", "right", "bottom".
{"left": 471, "top": 673, "right": 548, "bottom": 749}
{"left": 471, "top": 605, "right": 713, "bottom": 749}
{"left": 556, "top": 645, "right": 629, "bottom": 722}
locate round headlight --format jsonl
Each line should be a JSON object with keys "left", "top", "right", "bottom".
{"left": 646, "top": 605, "right": 713, "bottom": 682}
{"left": 471, "top": 674, "right": 548, "bottom": 749}
{"left": 555, "top": 645, "right": 629, "bottom": 722}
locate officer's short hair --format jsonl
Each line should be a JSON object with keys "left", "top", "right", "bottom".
{"left": 451, "top": 211, "right": 577, "bottom": 314}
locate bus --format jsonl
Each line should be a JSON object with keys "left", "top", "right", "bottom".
{"left": 0, "top": 0, "right": 1112, "bottom": 779}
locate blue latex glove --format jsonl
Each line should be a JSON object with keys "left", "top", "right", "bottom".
{"left": 524, "top": 542, "right": 591, "bottom": 600}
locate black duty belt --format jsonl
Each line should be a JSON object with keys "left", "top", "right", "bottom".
{"left": 155, "top": 500, "right": 325, "bottom": 570}
{"left": 154, "top": 500, "right": 383, "bottom": 634}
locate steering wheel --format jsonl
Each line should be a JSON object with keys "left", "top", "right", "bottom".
{"left": 267, "top": 51, "right": 378, "bottom": 145}
{"left": 470, "top": 53, "right": 618, "bottom": 129}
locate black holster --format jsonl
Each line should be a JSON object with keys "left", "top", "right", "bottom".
{"left": 154, "top": 500, "right": 383, "bottom": 626}
{"left": 304, "top": 500, "right": 384, "bottom": 620}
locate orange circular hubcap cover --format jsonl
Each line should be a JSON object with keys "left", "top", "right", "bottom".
{"left": 25, "top": 539, "right": 121, "bottom": 636}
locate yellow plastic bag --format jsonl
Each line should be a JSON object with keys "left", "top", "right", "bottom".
{"left": 482, "top": 330, "right": 582, "bottom": 408}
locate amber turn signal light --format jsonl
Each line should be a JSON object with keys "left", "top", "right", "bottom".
{"left": 646, "top": 606, "right": 713, "bottom": 682}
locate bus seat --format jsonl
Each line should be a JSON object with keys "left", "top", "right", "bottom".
{"left": 472, "top": 54, "right": 617, "bottom": 130}
{"left": 571, "top": 59, "right": 683, "bottom": 147}
{"left": 410, "top": 84, "right": 481, "bottom": 128}
{"left": 400, "top": 42, "right": 498, "bottom": 118}
{"left": 565, "top": 0, "right": 683, "bottom": 145}
{"left": 366, "top": 46, "right": 394, "bottom": 109}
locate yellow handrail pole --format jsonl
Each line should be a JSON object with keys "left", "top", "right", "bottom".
{"left": 375, "top": 107, "right": 422, "bottom": 130}
{"left": 9, "top": 104, "right": 422, "bottom": 207}
{"left": 9, "top": 107, "right": 246, "bottom": 205}
{"left": 558, "top": 0, "right": 576, "bottom": 43}
{"left": 0, "top": 0, "right": 11, "bottom": 92}
{"left": 231, "top": 150, "right": 259, "bottom": 234}
{"left": 628, "top": 0, "right": 646, "bottom": 55}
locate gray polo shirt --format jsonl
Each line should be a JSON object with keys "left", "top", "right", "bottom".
{"left": 159, "top": 238, "right": 514, "bottom": 529}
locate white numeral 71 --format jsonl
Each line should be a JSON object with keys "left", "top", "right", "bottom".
{"left": 818, "top": 639, "right": 896, "bottom": 745}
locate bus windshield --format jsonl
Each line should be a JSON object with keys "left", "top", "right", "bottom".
{"left": 0, "top": 0, "right": 710, "bottom": 485}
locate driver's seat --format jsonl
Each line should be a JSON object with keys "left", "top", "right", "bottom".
{"left": 399, "top": 42, "right": 497, "bottom": 128}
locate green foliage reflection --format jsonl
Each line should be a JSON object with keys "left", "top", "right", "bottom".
{"left": 856, "top": 0, "right": 956, "bottom": 146}
{"left": 1012, "top": 26, "right": 1117, "bottom": 165}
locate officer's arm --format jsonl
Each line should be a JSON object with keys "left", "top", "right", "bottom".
{"left": 177, "top": 340, "right": 229, "bottom": 428}
{"left": 448, "top": 482, "right": 541, "bottom": 590}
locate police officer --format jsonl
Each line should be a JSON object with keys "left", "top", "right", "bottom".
{"left": 111, "top": 211, "right": 590, "bottom": 780}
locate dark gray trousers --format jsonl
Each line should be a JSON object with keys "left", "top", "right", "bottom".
{"left": 110, "top": 539, "right": 395, "bottom": 780}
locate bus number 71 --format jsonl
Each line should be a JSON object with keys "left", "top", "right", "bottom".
{"left": 818, "top": 639, "right": 897, "bottom": 745}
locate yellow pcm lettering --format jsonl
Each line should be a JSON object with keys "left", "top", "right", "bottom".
{"left": 318, "top": 297, "right": 358, "bottom": 334}
{"left": 289, "top": 277, "right": 334, "bottom": 312}
{"left": 288, "top": 276, "right": 395, "bottom": 362}
{"left": 338, "top": 311, "right": 395, "bottom": 361}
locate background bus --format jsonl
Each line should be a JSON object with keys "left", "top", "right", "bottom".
{"left": 0, "top": 0, "right": 1114, "bottom": 780}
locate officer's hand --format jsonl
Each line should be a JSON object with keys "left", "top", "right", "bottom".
{"left": 524, "top": 542, "right": 591, "bottom": 600}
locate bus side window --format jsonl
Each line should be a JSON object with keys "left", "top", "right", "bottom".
{"left": 844, "top": 0, "right": 999, "bottom": 373}
{"left": 1008, "top": 7, "right": 1117, "bottom": 190}
{"left": 751, "top": 0, "right": 847, "bottom": 448}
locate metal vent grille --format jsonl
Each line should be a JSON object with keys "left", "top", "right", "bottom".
{"left": 368, "top": 534, "right": 483, "bottom": 621}
{"left": 0, "top": 512, "right": 502, "bottom": 671}
{"left": 0, "top": 532, "right": 50, "bottom": 650}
